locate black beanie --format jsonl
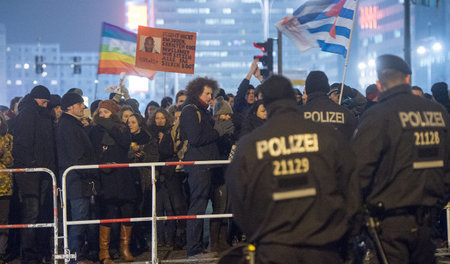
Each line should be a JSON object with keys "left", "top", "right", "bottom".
{"left": 305, "top": 71, "right": 330, "bottom": 94}
{"left": 30, "top": 85, "right": 51, "bottom": 100}
{"left": 431, "top": 82, "right": 449, "bottom": 103}
{"left": 261, "top": 75, "right": 295, "bottom": 106}
{"left": 61, "top": 92, "right": 84, "bottom": 111}
{"left": 49, "top": 94, "right": 61, "bottom": 108}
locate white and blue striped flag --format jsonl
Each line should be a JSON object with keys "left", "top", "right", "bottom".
{"left": 275, "top": 0, "right": 357, "bottom": 57}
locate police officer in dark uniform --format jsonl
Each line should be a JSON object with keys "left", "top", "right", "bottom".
{"left": 299, "top": 71, "right": 357, "bottom": 140}
{"left": 226, "top": 75, "right": 359, "bottom": 264}
{"left": 352, "top": 54, "right": 450, "bottom": 263}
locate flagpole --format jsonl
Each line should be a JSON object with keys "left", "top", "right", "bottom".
{"left": 338, "top": 0, "right": 359, "bottom": 105}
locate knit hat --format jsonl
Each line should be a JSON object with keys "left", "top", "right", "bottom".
{"left": 61, "top": 92, "right": 84, "bottom": 111}
{"left": 305, "top": 71, "right": 330, "bottom": 95}
{"left": 30, "top": 85, "right": 51, "bottom": 100}
{"left": 98, "top": 100, "right": 121, "bottom": 114}
{"left": 213, "top": 96, "right": 233, "bottom": 116}
{"left": 431, "top": 82, "right": 449, "bottom": 103}
{"left": 49, "top": 94, "right": 61, "bottom": 108}
{"left": 376, "top": 54, "right": 411, "bottom": 75}
{"left": 261, "top": 75, "right": 296, "bottom": 106}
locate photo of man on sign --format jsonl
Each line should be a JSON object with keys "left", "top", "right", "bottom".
{"left": 136, "top": 26, "right": 197, "bottom": 74}
{"left": 140, "top": 36, "right": 161, "bottom": 53}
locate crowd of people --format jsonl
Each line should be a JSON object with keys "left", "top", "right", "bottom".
{"left": 0, "top": 55, "right": 449, "bottom": 264}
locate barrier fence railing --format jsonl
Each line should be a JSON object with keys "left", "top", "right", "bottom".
{"left": 61, "top": 160, "right": 231, "bottom": 264}
{"left": 0, "top": 168, "right": 64, "bottom": 264}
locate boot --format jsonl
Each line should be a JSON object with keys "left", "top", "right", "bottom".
{"left": 120, "top": 225, "right": 134, "bottom": 262}
{"left": 99, "top": 225, "right": 113, "bottom": 264}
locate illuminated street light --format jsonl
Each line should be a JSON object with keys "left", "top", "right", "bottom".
{"left": 417, "top": 46, "right": 426, "bottom": 55}
{"left": 42, "top": 64, "right": 47, "bottom": 69}
{"left": 368, "top": 59, "right": 376, "bottom": 67}
{"left": 24, "top": 63, "right": 30, "bottom": 69}
{"left": 358, "top": 62, "right": 367, "bottom": 70}
{"left": 42, "top": 72, "right": 48, "bottom": 77}
{"left": 94, "top": 79, "right": 99, "bottom": 84}
{"left": 33, "top": 80, "right": 38, "bottom": 85}
{"left": 432, "top": 42, "right": 442, "bottom": 52}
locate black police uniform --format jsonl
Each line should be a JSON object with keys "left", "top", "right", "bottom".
{"left": 352, "top": 84, "right": 450, "bottom": 263}
{"left": 299, "top": 92, "right": 357, "bottom": 140}
{"left": 226, "top": 98, "right": 359, "bottom": 264}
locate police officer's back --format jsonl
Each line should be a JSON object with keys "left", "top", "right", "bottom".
{"left": 226, "top": 75, "right": 359, "bottom": 264}
{"left": 299, "top": 71, "right": 357, "bottom": 140}
{"left": 352, "top": 54, "right": 450, "bottom": 263}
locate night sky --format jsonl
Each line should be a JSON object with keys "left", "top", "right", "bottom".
{"left": 0, "top": 0, "right": 127, "bottom": 52}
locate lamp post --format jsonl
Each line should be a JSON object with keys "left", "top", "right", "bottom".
{"left": 416, "top": 42, "right": 443, "bottom": 90}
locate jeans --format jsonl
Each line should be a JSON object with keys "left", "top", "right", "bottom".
{"left": 68, "top": 198, "right": 90, "bottom": 262}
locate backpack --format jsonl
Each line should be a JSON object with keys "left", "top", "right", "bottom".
{"left": 171, "top": 104, "right": 201, "bottom": 160}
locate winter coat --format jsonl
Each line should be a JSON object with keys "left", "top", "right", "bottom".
{"left": 129, "top": 130, "right": 159, "bottom": 193}
{"left": 12, "top": 95, "right": 56, "bottom": 196}
{"left": 179, "top": 98, "right": 220, "bottom": 166}
{"left": 150, "top": 125, "right": 177, "bottom": 183}
{"left": 352, "top": 84, "right": 450, "bottom": 210}
{"left": 0, "top": 133, "right": 13, "bottom": 197}
{"left": 240, "top": 114, "right": 265, "bottom": 138}
{"left": 56, "top": 113, "right": 98, "bottom": 199}
{"left": 226, "top": 99, "right": 358, "bottom": 246}
{"left": 299, "top": 92, "right": 357, "bottom": 140}
{"left": 89, "top": 116, "right": 136, "bottom": 201}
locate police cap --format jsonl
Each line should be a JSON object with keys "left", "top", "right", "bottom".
{"left": 376, "top": 54, "right": 411, "bottom": 75}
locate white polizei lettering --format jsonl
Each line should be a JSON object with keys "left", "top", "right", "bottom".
{"left": 256, "top": 141, "right": 268, "bottom": 160}
{"left": 398, "top": 111, "right": 446, "bottom": 128}
{"left": 268, "top": 137, "right": 282, "bottom": 158}
{"left": 304, "top": 111, "right": 344, "bottom": 124}
{"left": 280, "top": 137, "right": 291, "bottom": 155}
{"left": 409, "top": 112, "right": 420, "bottom": 127}
{"left": 399, "top": 112, "right": 409, "bottom": 127}
{"left": 304, "top": 112, "right": 312, "bottom": 120}
{"left": 311, "top": 112, "right": 321, "bottom": 122}
{"left": 255, "top": 133, "right": 319, "bottom": 159}
{"left": 336, "top": 112, "right": 345, "bottom": 123}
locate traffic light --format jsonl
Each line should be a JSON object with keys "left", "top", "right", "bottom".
{"left": 253, "top": 38, "right": 273, "bottom": 79}
{"left": 35, "top": 56, "right": 44, "bottom": 74}
{"left": 73, "top": 56, "right": 81, "bottom": 74}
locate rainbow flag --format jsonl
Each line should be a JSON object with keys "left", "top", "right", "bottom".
{"left": 97, "top": 22, "right": 156, "bottom": 79}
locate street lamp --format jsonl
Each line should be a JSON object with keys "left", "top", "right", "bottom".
{"left": 416, "top": 42, "right": 443, "bottom": 89}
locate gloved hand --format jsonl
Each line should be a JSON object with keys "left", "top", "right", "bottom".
{"left": 96, "top": 117, "right": 115, "bottom": 131}
{"left": 214, "top": 119, "right": 234, "bottom": 136}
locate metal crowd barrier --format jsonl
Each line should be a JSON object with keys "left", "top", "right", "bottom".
{"left": 61, "top": 160, "right": 231, "bottom": 264}
{"left": 0, "top": 167, "right": 67, "bottom": 264}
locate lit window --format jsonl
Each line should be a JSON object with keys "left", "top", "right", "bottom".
{"left": 205, "top": 19, "right": 219, "bottom": 25}
{"left": 374, "top": 34, "right": 383, "bottom": 44}
{"left": 242, "top": 0, "right": 259, "bottom": 3}
{"left": 199, "top": 8, "right": 210, "bottom": 14}
{"left": 15, "top": 64, "right": 22, "bottom": 69}
{"left": 221, "top": 19, "right": 235, "bottom": 25}
{"left": 7, "top": 80, "right": 11, "bottom": 85}
{"left": 251, "top": 8, "right": 261, "bottom": 14}
{"left": 223, "top": 8, "right": 231, "bottom": 14}
{"left": 156, "top": 19, "right": 165, "bottom": 25}
{"left": 51, "top": 80, "right": 58, "bottom": 85}
{"left": 394, "top": 30, "right": 401, "bottom": 38}
{"left": 286, "top": 8, "right": 294, "bottom": 14}
{"left": 6, "top": 47, "right": 11, "bottom": 52}
{"left": 15, "top": 80, "right": 22, "bottom": 85}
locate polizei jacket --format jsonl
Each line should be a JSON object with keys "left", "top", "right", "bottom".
{"left": 226, "top": 99, "right": 359, "bottom": 246}
{"left": 352, "top": 84, "right": 450, "bottom": 210}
